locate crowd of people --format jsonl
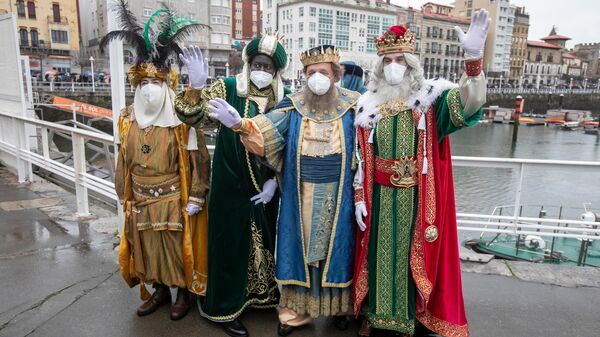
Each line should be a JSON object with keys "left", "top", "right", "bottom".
{"left": 106, "top": 2, "right": 490, "bottom": 337}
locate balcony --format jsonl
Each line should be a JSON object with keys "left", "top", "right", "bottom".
{"left": 48, "top": 15, "right": 69, "bottom": 25}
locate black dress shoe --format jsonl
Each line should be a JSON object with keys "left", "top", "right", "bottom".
{"left": 333, "top": 316, "right": 350, "bottom": 330}
{"left": 277, "top": 323, "right": 295, "bottom": 336}
{"left": 219, "top": 318, "right": 248, "bottom": 337}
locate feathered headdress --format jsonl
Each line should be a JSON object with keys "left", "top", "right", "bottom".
{"left": 100, "top": 0, "right": 208, "bottom": 89}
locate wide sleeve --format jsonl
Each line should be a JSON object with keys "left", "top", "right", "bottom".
{"left": 234, "top": 98, "right": 294, "bottom": 173}
{"left": 174, "top": 79, "right": 227, "bottom": 128}
{"left": 434, "top": 59, "right": 486, "bottom": 139}
{"left": 187, "top": 128, "right": 211, "bottom": 206}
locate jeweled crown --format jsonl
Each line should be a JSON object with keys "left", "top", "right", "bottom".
{"left": 300, "top": 45, "right": 341, "bottom": 67}
{"left": 376, "top": 25, "right": 415, "bottom": 56}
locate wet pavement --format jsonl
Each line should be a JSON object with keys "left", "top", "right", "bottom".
{"left": 0, "top": 165, "right": 599, "bottom": 337}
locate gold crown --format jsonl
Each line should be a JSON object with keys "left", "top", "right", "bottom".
{"left": 375, "top": 28, "right": 415, "bottom": 56}
{"left": 127, "top": 62, "right": 179, "bottom": 91}
{"left": 300, "top": 45, "right": 341, "bottom": 67}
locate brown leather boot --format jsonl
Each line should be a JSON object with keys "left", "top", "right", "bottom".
{"left": 137, "top": 284, "right": 171, "bottom": 316}
{"left": 170, "top": 287, "right": 191, "bottom": 320}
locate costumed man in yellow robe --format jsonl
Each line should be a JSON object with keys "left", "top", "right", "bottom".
{"left": 102, "top": 2, "right": 210, "bottom": 320}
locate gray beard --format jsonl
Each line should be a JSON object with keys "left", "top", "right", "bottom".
{"left": 302, "top": 83, "right": 339, "bottom": 113}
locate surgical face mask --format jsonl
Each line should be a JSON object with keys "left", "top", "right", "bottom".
{"left": 140, "top": 83, "right": 163, "bottom": 105}
{"left": 307, "top": 72, "right": 331, "bottom": 96}
{"left": 384, "top": 63, "right": 407, "bottom": 85}
{"left": 250, "top": 70, "right": 273, "bottom": 89}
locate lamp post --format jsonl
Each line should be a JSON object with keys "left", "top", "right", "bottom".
{"left": 597, "top": 78, "right": 600, "bottom": 91}
{"left": 584, "top": 77, "right": 588, "bottom": 90}
{"left": 89, "top": 56, "right": 95, "bottom": 92}
{"left": 569, "top": 77, "right": 573, "bottom": 90}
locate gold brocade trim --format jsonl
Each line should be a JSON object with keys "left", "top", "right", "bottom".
{"left": 417, "top": 311, "right": 470, "bottom": 337}
{"left": 425, "top": 108, "right": 436, "bottom": 225}
{"left": 136, "top": 222, "right": 183, "bottom": 231}
{"left": 191, "top": 269, "right": 207, "bottom": 296}
{"left": 279, "top": 286, "right": 351, "bottom": 318}
{"left": 447, "top": 89, "right": 465, "bottom": 128}
{"left": 321, "top": 118, "right": 349, "bottom": 288}
{"left": 247, "top": 220, "right": 277, "bottom": 296}
{"left": 206, "top": 285, "right": 279, "bottom": 322}
{"left": 243, "top": 99, "right": 262, "bottom": 193}
{"left": 293, "top": 117, "right": 310, "bottom": 288}
{"left": 368, "top": 314, "right": 416, "bottom": 334}
{"left": 253, "top": 113, "right": 286, "bottom": 173}
{"left": 288, "top": 88, "right": 360, "bottom": 123}
{"left": 378, "top": 98, "right": 408, "bottom": 118}
{"left": 174, "top": 80, "right": 227, "bottom": 127}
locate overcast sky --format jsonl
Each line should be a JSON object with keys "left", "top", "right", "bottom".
{"left": 390, "top": 0, "right": 600, "bottom": 49}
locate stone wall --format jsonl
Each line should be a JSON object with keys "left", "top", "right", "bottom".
{"left": 486, "top": 92, "right": 600, "bottom": 115}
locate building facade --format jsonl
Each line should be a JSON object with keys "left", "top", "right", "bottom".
{"left": 263, "top": 0, "right": 397, "bottom": 80}
{"left": 0, "top": 0, "right": 81, "bottom": 76}
{"left": 79, "top": 0, "right": 231, "bottom": 78}
{"left": 419, "top": 3, "right": 469, "bottom": 80}
{"left": 453, "top": 0, "right": 515, "bottom": 78}
{"left": 561, "top": 52, "right": 588, "bottom": 79}
{"left": 232, "top": 0, "right": 260, "bottom": 42}
{"left": 523, "top": 40, "right": 562, "bottom": 87}
{"left": 509, "top": 6, "right": 528, "bottom": 84}
{"left": 573, "top": 43, "right": 600, "bottom": 80}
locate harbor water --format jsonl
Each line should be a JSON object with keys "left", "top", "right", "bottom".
{"left": 450, "top": 123, "right": 600, "bottom": 241}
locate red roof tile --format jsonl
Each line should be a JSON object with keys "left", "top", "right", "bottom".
{"left": 541, "top": 34, "right": 571, "bottom": 40}
{"left": 527, "top": 40, "right": 563, "bottom": 49}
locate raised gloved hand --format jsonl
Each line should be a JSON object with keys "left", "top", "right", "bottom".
{"left": 250, "top": 179, "right": 277, "bottom": 205}
{"left": 355, "top": 202, "right": 368, "bottom": 232}
{"left": 208, "top": 98, "right": 242, "bottom": 128}
{"left": 186, "top": 203, "right": 203, "bottom": 215}
{"left": 179, "top": 46, "right": 208, "bottom": 89}
{"left": 454, "top": 9, "right": 490, "bottom": 59}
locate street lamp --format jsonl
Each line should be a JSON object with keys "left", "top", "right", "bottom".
{"left": 89, "top": 56, "right": 95, "bottom": 92}
{"left": 597, "top": 78, "right": 600, "bottom": 91}
{"left": 584, "top": 78, "right": 588, "bottom": 90}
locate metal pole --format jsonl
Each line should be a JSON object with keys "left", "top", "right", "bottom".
{"left": 512, "top": 95, "right": 523, "bottom": 144}
{"left": 72, "top": 133, "right": 90, "bottom": 217}
{"left": 107, "top": 0, "right": 127, "bottom": 226}
{"left": 91, "top": 59, "right": 95, "bottom": 92}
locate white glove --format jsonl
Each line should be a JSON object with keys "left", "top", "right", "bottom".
{"left": 250, "top": 178, "right": 277, "bottom": 205}
{"left": 454, "top": 9, "right": 490, "bottom": 59}
{"left": 355, "top": 202, "right": 368, "bottom": 232}
{"left": 208, "top": 98, "right": 242, "bottom": 128}
{"left": 179, "top": 46, "right": 209, "bottom": 89}
{"left": 186, "top": 203, "right": 202, "bottom": 215}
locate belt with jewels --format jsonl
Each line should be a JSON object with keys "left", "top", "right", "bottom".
{"left": 374, "top": 156, "right": 418, "bottom": 189}
{"left": 132, "top": 173, "right": 181, "bottom": 199}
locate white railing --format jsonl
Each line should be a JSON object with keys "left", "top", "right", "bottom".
{"left": 486, "top": 87, "right": 600, "bottom": 95}
{"left": 31, "top": 81, "right": 188, "bottom": 93}
{"left": 0, "top": 110, "right": 116, "bottom": 216}
{"left": 453, "top": 156, "right": 600, "bottom": 241}
{"left": 1, "top": 111, "right": 599, "bottom": 238}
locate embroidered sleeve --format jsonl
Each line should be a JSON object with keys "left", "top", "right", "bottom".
{"left": 189, "top": 128, "right": 211, "bottom": 201}
{"left": 174, "top": 79, "right": 227, "bottom": 128}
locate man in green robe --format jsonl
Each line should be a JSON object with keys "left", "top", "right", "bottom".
{"left": 174, "top": 35, "right": 290, "bottom": 337}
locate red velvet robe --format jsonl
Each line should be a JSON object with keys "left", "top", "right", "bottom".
{"left": 353, "top": 107, "right": 469, "bottom": 337}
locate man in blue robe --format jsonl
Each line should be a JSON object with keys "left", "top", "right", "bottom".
{"left": 207, "top": 45, "right": 359, "bottom": 336}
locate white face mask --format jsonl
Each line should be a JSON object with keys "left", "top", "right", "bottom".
{"left": 140, "top": 83, "right": 163, "bottom": 106}
{"left": 250, "top": 70, "right": 273, "bottom": 89}
{"left": 384, "top": 63, "right": 407, "bottom": 85}
{"left": 307, "top": 72, "right": 331, "bottom": 96}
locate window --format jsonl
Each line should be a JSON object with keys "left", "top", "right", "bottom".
{"left": 27, "top": 1, "right": 36, "bottom": 19}
{"left": 30, "top": 29, "right": 38, "bottom": 46}
{"left": 16, "top": 1, "right": 25, "bottom": 18}
{"left": 52, "top": 3, "right": 60, "bottom": 23}
{"left": 19, "top": 28, "right": 28, "bottom": 46}
{"left": 211, "top": 0, "right": 229, "bottom": 7}
{"left": 547, "top": 55, "right": 553, "bottom": 63}
{"left": 309, "top": 7, "right": 316, "bottom": 16}
{"left": 367, "top": 15, "right": 380, "bottom": 53}
{"left": 336, "top": 11, "right": 350, "bottom": 51}
{"left": 51, "top": 30, "right": 68, "bottom": 43}
{"left": 382, "top": 17, "right": 394, "bottom": 31}
{"left": 309, "top": 22, "right": 316, "bottom": 32}
{"left": 299, "top": 7, "right": 304, "bottom": 17}
{"left": 222, "top": 16, "right": 230, "bottom": 25}
{"left": 359, "top": 28, "right": 365, "bottom": 37}
{"left": 143, "top": 8, "right": 152, "bottom": 17}
{"left": 351, "top": 13, "right": 357, "bottom": 22}
{"left": 359, "top": 14, "right": 365, "bottom": 23}
{"left": 211, "top": 16, "right": 221, "bottom": 24}
{"left": 299, "top": 37, "right": 304, "bottom": 49}
{"left": 299, "top": 22, "right": 303, "bottom": 32}
{"left": 318, "top": 8, "right": 333, "bottom": 45}
{"left": 309, "top": 37, "right": 315, "bottom": 48}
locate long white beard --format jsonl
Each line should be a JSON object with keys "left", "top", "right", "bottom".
{"left": 370, "top": 77, "right": 413, "bottom": 101}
